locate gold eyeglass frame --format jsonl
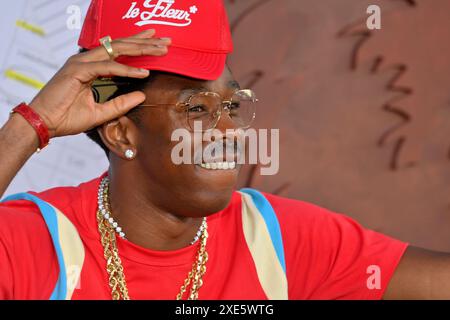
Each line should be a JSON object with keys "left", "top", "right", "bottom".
{"left": 91, "top": 78, "right": 258, "bottom": 132}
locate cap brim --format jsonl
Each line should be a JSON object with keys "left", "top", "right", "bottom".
{"left": 115, "top": 46, "right": 227, "bottom": 81}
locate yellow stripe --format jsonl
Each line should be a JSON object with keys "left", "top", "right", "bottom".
{"left": 52, "top": 205, "right": 85, "bottom": 300}
{"left": 4, "top": 69, "right": 45, "bottom": 89}
{"left": 240, "top": 192, "right": 288, "bottom": 300}
{"left": 16, "top": 20, "right": 46, "bottom": 36}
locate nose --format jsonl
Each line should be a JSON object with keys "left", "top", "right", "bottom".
{"left": 215, "top": 103, "right": 237, "bottom": 132}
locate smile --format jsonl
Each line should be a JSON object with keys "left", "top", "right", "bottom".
{"left": 198, "top": 161, "right": 236, "bottom": 170}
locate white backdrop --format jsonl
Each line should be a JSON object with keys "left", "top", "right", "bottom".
{"left": 0, "top": 0, "right": 108, "bottom": 196}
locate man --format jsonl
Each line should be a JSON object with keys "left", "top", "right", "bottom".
{"left": 0, "top": 0, "right": 449, "bottom": 300}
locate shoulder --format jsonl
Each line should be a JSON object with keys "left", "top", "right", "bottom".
{"left": 0, "top": 198, "right": 58, "bottom": 299}
{"left": 0, "top": 199, "right": 49, "bottom": 242}
{"left": 239, "top": 189, "right": 345, "bottom": 230}
{"left": 261, "top": 191, "right": 334, "bottom": 218}
{"left": 0, "top": 187, "right": 71, "bottom": 240}
{"left": 0, "top": 180, "right": 90, "bottom": 252}
{"left": 0, "top": 174, "right": 103, "bottom": 254}
{"left": 236, "top": 188, "right": 352, "bottom": 254}
{"left": 0, "top": 174, "right": 104, "bottom": 239}
{"left": 238, "top": 189, "right": 406, "bottom": 258}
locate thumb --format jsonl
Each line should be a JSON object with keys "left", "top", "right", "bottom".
{"left": 95, "top": 91, "right": 146, "bottom": 125}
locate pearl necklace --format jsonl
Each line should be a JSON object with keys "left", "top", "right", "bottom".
{"left": 97, "top": 177, "right": 206, "bottom": 245}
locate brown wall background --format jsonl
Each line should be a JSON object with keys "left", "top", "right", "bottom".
{"left": 225, "top": 0, "right": 450, "bottom": 251}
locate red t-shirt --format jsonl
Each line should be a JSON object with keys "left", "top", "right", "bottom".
{"left": 0, "top": 174, "right": 408, "bottom": 300}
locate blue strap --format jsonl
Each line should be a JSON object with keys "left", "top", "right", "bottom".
{"left": 240, "top": 188, "right": 286, "bottom": 273}
{"left": 1, "top": 193, "right": 67, "bottom": 300}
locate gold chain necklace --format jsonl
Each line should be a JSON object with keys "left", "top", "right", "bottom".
{"left": 96, "top": 178, "right": 209, "bottom": 300}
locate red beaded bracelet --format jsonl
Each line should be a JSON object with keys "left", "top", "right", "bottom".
{"left": 11, "top": 102, "right": 50, "bottom": 152}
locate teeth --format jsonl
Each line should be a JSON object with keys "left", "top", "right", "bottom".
{"left": 199, "top": 161, "right": 236, "bottom": 170}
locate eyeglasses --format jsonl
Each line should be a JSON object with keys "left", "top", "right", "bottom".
{"left": 139, "top": 89, "right": 258, "bottom": 132}
{"left": 92, "top": 79, "right": 258, "bottom": 132}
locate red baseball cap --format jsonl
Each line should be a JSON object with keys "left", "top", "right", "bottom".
{"left": 78, "top": 0, "right": 233, "bottom": 80}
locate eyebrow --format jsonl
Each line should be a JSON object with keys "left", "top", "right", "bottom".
{"left": 177, "top": 80, "right": 242, "bottom": 101}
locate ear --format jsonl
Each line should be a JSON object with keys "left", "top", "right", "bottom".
{"left": 97, "top": 116, "right": 138, "bottom": 160}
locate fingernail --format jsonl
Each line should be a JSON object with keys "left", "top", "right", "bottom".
{"left": 160, "top": 37, "right": 171, "bottom": 41}
{"left": 138, "top": 68, "right": 149, "bottom": 74}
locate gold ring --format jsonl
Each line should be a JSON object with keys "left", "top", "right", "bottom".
{"left": 99, "top": 36, "right": 115, "bottom": 59}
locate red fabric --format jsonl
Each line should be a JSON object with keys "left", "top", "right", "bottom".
{"left": 0, "top": 174, "right": 408, "bottom": 300}
{"left": 78, "top": 0, "right": 233, "bottom": 80}
{"left": 12, "top": 103, "right": 49, "bottom": 150}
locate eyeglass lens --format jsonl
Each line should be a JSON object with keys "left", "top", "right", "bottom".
{"left": 187, "top": 90, "right": 257, "bottom": 131}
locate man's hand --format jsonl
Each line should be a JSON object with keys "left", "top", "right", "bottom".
{"left": 0, "top": 29, "right": 171, "bottom": 198}
{"left": 29, "top": 29, "right": 171, "bottom": 138}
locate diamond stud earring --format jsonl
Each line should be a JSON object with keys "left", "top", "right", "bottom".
{"left": 124, "top": 149, "right": 135, "bottom": 159}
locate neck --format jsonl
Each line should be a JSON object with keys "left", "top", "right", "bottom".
{"left": 105, "top": 170, "right": 203, "bottom": 251}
